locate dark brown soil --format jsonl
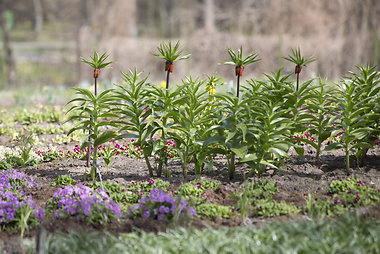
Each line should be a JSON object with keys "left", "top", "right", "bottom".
{"left": 0, "top": 134, "right": 379, "bottom": 253}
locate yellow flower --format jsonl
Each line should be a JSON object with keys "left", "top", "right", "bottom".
{"left": 160, "top": 81, "right": 166, "bottom": 88}
{"left": 206, "top": 86, "right": 216, "bottom": 95}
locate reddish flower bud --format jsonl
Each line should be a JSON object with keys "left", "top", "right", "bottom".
{"left": 94, "top": 69, "right": 100, "bottom": 78}
{"left": 235, "top": 66, "right": 244, "bottom": 76}
{"left": 295, "top": 65, "right": 302, "bottom": 74}
{"left": 165, "top": 61, "right": 174, "bottom": 73}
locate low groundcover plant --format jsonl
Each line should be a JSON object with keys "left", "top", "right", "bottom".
{"left": 305, "top": 177, "right": 380, "bottom": 217}
{"left": 0, "top": 169, "right": 44, "bottom": 237}
{"left": 130, "top": 188, "right": 196, "bottom": 222}
{"left": 47, "top": 184, "right": 121, "bottom": 225}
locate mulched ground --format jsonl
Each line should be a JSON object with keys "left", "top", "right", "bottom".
{"left": 0, "top": 134, "right": 380, "bottom": 252}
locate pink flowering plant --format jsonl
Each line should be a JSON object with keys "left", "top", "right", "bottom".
{"left": 176, "top": 179, "right": 221, "bottom": 198}
{"left": 328, "top": 178, "right": 380, "bottom": 206}
{"left": 130, "top": 188, "right": 196, "bottom": 222}
{"left": 39, "top": 148, "right": 65, "bottom": 162}
{"left": 46, "top": 184, "right": 121, "bottom": 225}
{"left": 66, "top": 141, "right": 143, "bottom": 161}
{"left": 175, "top": 179, "right": 222, "bottom": 207}
{"left": 305, "top": 177, "right": 380, "bottom": 217}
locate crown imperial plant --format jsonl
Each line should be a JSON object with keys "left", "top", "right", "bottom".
{"left": 151, "top": 41, "right": 190, "bottom": 89}
{"left": 282, "top": 47, "right": 316, "bottom": 91}
{"left": 220, "top": 46, "right": 260, "bottom": 97}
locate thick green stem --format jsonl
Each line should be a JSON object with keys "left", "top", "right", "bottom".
{"left": 157, "top": 127, "right": 167, "bottom": 177}
{"left": 92, "top": 118, "right": 98, "bottom": 172}
{"left": 182, "top": 163, "right": 188, "bottom": 178}
{"left": 157, "top": 160, "right": 163, "bottom": 177}
{"left": 316, "top": 137, "right": 322, "bottom": 163}
{"left": 315, "top": 149, "right": 320, "bottom": 163}
{"left": 345, "top": 147, "right": 350, "bottom": 175}
{"left": 181, "top": 149, "right": 189, "bottom": 178}
{"left": 195, "top": 162, "right": 201, "bottom": 175}
{"left": 237, "top": 74, "right": 240, "bottom": 97}
{"left": 166, "top": 70, "right": 170, "bottom": 89}
{"left": 86, "top": 128, "right": 91, "bottom": 167}
{"left": 194, "top": 153, "right": 204, "bottom": 175}
{"left": 228, "top": 152, "right": 235, "bottom": 180}
{"left": 143, "top": 151, "right": 154, "bottom": 177}
{"left": 162, "top": 116, "right": 169, "bottom": 177}
{"left": 296, "top": 73, "right": 300, "bottom": 92}
{"left": 359, "top": 148, "right": 368, "bottom": 167}
{"left": 94, "top": 77, "right": 98, "bottom": 96}
{"left": 86, "top": 77, "right": 98, "bottom": 167}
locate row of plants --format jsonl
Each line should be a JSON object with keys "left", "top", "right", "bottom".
{"left": 0, "top": 168, "right": 127, "bottom": 235}
{"left": 70, "top": 41, "right": 379, "bottom": 181}
{"left": 49, "top": 173, "right": 380, "bottom": 221}
{"left": 0, "top": 169, "right": 198, "bottom": 237}
{"left": 0, "top": 106, "right": 74, "bottom": 141}
{"left": 0, "top": 105, "right": 64, "bottom": 126}
{"left": 0, "top": 138, "right": 176, "bottom": 172}
{"left": 2, "top": 166, "right": 380, "bottom": 239}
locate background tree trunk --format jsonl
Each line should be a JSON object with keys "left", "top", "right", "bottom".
{"left": 0, "top": 0, "right": 15, "bottom": 89}
{"left": 204, "top": 0, "right": 215, "bottom": 31}
{"left": 80, "top": 0, "right": 90, "bottom": 23}
{"left": 33, "top": 0, "right": 43, "bottom": 39}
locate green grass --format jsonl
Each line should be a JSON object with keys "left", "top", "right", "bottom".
{"left": 16, "top": 63, "right": 75, "bottom": 88}
{"left": 44, "top": 215, "right": 380, "bottom": 254}
{"left": 10, "top": 21, "right": 76, "bottom": 42}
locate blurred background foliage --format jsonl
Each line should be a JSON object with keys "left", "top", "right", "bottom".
{"left": 0, "top": 0, "right": 379, "bottom": 104}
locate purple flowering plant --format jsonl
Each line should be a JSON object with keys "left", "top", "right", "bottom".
{"left": 0, "top": 169, "right": 37, "bottom": 192}
{"left": 130, "top": 188, "right": 196, "bottom": 222}
{"left": 123, "top": 178, "right": 170, "bottom": 204}
{"left": 46, "top": 184, "right": 121, "bottom": 225}
{"left": 0, "top": 169, "right": 44, "bottom": 236}
{"left": 86, "top": 180, "right": 130, "bottom": 204}
{"left": 85, "top": 178, "right": 170, "bottom": 205}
